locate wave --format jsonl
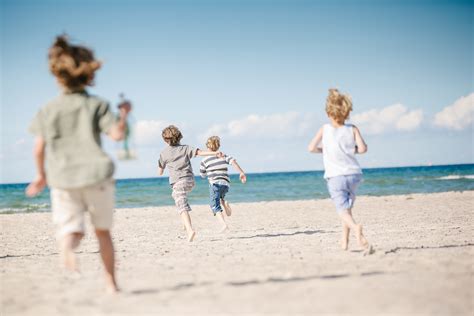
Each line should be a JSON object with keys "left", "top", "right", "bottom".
{"left": 435, "top": 175, "right": 474, "bottom": 180}
{"left": 0, "top": 203, "right": 50, "bottom": 214}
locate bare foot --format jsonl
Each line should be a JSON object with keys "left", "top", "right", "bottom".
{"left": 188, "top": 231, "right": 196, "bottom": 242}
{"left": 363, "top": 244, "right": 375, "bottom": 256}
{"left": 105, "top": 281, "right": 120, "bottom": 294}
{"left": 341, "top": 237, "right": 349, "bottom": 251}
{"left": 355, "top": 224, "right": 369, "bottom": 249}
{"left": 221, "top": 199, "right": 232, "bottom": 216}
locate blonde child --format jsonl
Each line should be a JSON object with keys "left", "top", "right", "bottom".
{"left": 199, "top": 136, "right": 246, "bottom": 232}
{"left": 308, "top": 88, "right": 373, "bottom": 254}
{"left": 25, "top": 35, "right": 130, "bottom": 293}
{"left": 158, "top": 125, "right": 223, "bottom": 242}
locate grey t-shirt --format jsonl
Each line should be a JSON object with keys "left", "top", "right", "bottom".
{"left": 29, "top": 91, "right": 117, "bottom": 189}
{"left": 158, "top": 145, "right": 198, "bottom": 185}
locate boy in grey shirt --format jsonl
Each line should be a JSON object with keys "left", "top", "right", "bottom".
{"left": 158, "top": 125, "right": 222, "bottom": 242}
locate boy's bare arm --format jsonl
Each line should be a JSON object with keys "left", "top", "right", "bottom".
{"left": 158, "top": 167, "right": 164, "bottom": 176}
{"left": 231, "top": 160, "right": 247, "bottom": 183}
{"left": 196, "top": 149, "right": 224, "bottom": 157}
{"left": 108, "top": 103, "right": 131, "bottom": 141}
{"left": 26, "top": 137, "right": 47, "bottom": 197}
{"left": 308, "top": 127, "right": 323, "bottom": 153}
{"left": 353, "top": 126, "right": 368, "bottom": 154}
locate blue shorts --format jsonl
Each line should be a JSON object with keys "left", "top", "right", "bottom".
{"left": 326, "top": 174, "right": 363, "bottom": 213}
{"left": 209, "top": 183, "right": 229, "bottom": 215}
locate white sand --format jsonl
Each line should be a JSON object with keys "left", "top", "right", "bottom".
{"left": 1, "top": 191, "right": 473, "bottom": 315}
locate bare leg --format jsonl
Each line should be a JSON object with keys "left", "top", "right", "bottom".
{"left": 180, "top": 211, "right": 196, "bottom": 242}
{"left": 221, "top": 199, "right": 232, "bottom": 216}
{"left": 341, "top": 222, "right": 350, "bottom": 250}
{"left": 341, "top": 209, "right": 352, "bottom": 250}
{"left": 215, "top": 211, "right": 229, "bottom": 233}
{"left": 95, "top": 229, "right": 119, "bottom": 293}
{"left": 60, "top": 232, "right": 83, "bottom": 272}
{"left": 338, "top": 210, "right": 369, "bottom": 249}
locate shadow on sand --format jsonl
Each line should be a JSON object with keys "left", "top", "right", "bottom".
{"left": 227, "top": 229, "right": 334, "bottom": 240}
{"left": 129, "top": 271, "right": 386, "bottom": 295}
{"left": 384, "top": 243, "right": 474, "bottom": 254}
{"left": 226, "top": 271, "right": 385, "bottom": 287}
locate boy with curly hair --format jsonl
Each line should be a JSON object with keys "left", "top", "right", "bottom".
{"left": 158, "top": 125, "right": 223, "bottom": 242}
{"left": 26, "top": 35, "right": 130, "bottom": 293}
{"left": 308, "top": 88, "right": 373, "bottom": 254}
{"left": 200, "top": 136, "right": 246, "bottom": 232}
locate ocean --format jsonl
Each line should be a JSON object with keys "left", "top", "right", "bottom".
{"left": 1, "top": 164, "right": 473, "bottom": 214}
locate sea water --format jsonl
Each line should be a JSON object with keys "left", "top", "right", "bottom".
{"left": 1, "top": 164, "right": 473, "bottom": 214}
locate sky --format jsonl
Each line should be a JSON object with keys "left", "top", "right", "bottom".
{"left": 1, "top": 0, "right": 473, "bottom": 184}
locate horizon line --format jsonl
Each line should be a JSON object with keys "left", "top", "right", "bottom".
{"left": 1, "top": 162, "right": 473, "bottom": 186}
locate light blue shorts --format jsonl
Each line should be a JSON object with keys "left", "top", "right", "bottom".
{"left": 326, "top": 174, "right": 363, "bottom": 213}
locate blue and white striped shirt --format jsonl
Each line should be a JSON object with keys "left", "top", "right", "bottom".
{"left": 200, "top": 155, "right": 235, "bottom": 185}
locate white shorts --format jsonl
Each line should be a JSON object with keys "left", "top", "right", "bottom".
{"left": 51, "top": 178, "right": 115, "bottom": 238}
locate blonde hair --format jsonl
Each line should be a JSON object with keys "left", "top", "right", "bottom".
{"left": 325, "top": 88, "right": 353, "bottom": 124}
{"left": 206, "top": 136, "right": 220, "bottom": 151}
{"left": 48, "top": 35, "right": 101, "bottom": 90}
{"left": 162, "top": 125, "right": 182, "bottom": 146}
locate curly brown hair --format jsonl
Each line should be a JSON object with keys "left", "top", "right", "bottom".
{"left": 48, "top": 35, "right": 101, "bottom": 90}
{"left": 162, "top": 125, "right": 183, "bottom": 146}
{"left": 325, "top": 88, "right": 353, "bottom": 124}
{"left": 206, "top": 136, "right": 220, "bottom": 151}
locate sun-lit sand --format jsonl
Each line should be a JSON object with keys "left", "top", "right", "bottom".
{"left": 1, "top": 191, "right": 473, "bottom": 315}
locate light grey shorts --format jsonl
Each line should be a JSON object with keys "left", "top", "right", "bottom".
{"left": 51, "top": 178, "right": 115, "bottom": 238}
{"left": 326, "top": 174, "right": 363, "bottom": 213}
{"left": 171, "top": 178, "right": 195, "bottom": 214}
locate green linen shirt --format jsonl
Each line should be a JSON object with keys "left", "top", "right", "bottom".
{"left": 29, "top": 91, "right": 117, "bottom": 189}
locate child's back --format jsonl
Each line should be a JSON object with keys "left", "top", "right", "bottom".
{"left": 200, "top": 155, "right": 234, "bottom": 185}
{"left": 159, "top": 144, "right": 197, "bottom": 185}
{"left": 321, "top": 123, "right": 361, "bottom": 179}
{"left": 31, "top": 92, "right": 116, "bottom": 188}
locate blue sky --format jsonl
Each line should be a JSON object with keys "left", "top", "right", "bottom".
{"left": 1, "top": 0, "right": 473, "bottom": 183}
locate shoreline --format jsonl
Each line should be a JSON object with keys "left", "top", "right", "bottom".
{"left": 1, "top": 189, "right": 473, "bottom": 215}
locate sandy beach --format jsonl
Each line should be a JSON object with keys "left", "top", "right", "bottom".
{"left": 1, "top": 191, "right": 473, "bottom": 315}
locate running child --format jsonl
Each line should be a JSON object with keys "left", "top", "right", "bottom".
{"left": 25, "top": 35, "right": 131, "bottom": 293}
{"left": 308, "top": 88, "right": 373, "bottom": 254}
{"left": 157, "top": 125, "right": 223, "bottom": 242}
{"left": 199, "top": 136, "right": 247, "bottom": 232}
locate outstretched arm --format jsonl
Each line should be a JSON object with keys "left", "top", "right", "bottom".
{"left": 308, "top": 127, "right": 323, "bottom": 153}
{"left": 196, "top": 149, "right": 224, "bottom": 157}
{"left": 353, "top": 126, "right": 368, "bottom": 154}
{"left": 26, "top": 137, "right": 47, "bottom": 197}
{"left": 230, "top": 159, "right": 247, "bottom": 183}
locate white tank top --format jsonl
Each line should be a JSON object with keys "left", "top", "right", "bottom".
{"left": 322, "top": 123, "right": 362, "bottom": 179}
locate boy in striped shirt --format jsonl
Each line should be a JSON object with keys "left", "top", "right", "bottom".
{"left": 200, "top": 136, "right": 246, "bottom": 232}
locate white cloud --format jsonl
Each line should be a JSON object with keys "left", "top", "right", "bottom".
{"left": 351, "top": 104, "right": 423, "bottom": 135}
{"left": 433, "top": 93, "right": 474, "bottom": 130}
{"left": 134, "top": 120, "right": 169, "bottom": 145}
{"left": 199, "top": 112, "right": 316, "bottom": 141}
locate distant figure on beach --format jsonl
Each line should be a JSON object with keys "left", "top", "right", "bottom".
{"left": 199, "top": 136, "right": 247, "bottom": 232}
{"left": 308, "top": 88, "right": 373, "bottom": 254}
{"left": 25, "top": 35, "right": 131, "bottom": 293}
{"left": 158, "top": 125, "right": 223, "bottom": 242}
